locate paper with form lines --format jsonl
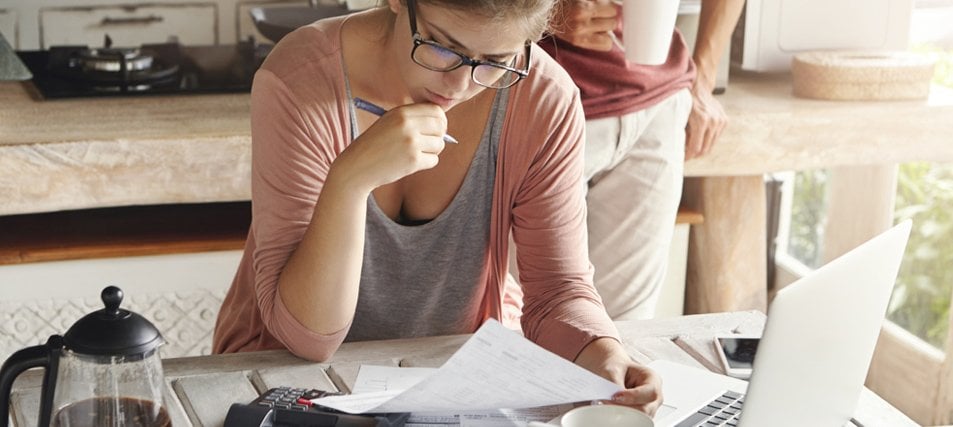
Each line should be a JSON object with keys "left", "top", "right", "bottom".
{"left": 312, "top": 319, "right": 621, "bottom": 414}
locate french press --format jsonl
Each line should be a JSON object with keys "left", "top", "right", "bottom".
{"left": 0, "top": 286, "right": 169, "bottom": 426}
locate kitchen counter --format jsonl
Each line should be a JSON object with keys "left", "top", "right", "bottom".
{"left": 0, "top": 83, "right": 252, "bottom": 216}
{"left": 2, "top": 71, "right": 952, "bottom": 216}
{"left": 6, "top": 311, "right": 918, "bottom": 427}
{"left": 690, "top": 70, "right": 953, "bottom": 175}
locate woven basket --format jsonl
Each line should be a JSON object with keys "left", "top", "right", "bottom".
{"left": 791, "top": 51, "right": 935, "bottom": 101}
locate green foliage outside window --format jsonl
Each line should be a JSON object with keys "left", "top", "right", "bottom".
{"left": 887, "top": 47, "right": 953, "bottom": 350}
{"left": 789, "top": 164, "right": 953, "bottom": 350}
{"left": 786, "top": 170, "right": 828, "bottom": 270}
{"left": 890, "top": 163, "right": 953, "bottom": 349}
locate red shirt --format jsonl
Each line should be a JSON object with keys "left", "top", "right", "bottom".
{"left": 538, "top": 27, "right": 696, "bottom": 120}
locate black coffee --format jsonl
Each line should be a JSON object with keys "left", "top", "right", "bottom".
{"left": 51, "top": 397, "right": 172, "bottom": 427}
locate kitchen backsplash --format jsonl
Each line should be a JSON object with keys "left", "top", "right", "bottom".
{"left": 0, "top": 288, "right": 226, "bottom": 361}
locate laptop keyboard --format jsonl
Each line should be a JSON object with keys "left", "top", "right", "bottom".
{"left": 674, "top": 390, "right": 745, "bottom": 427}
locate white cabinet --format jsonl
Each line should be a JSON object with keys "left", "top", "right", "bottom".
{"left": 0, "top": 9, "right": 17, "bottom": 48}
{"left": 40, "top": 3, "right": 217, "bottom": 48}
{"left": 7, "top": 0, "right": 346, "bottom": 49}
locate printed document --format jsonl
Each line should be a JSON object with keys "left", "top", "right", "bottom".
{"left": 351, "top": 364, "right": 572, "bottom": 426}
{"left": 313, "top": 319, "right": 621, "bottom": 414}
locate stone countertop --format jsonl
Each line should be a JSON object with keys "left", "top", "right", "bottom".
{"left": 689, "top": 70, "right": 953, "bottom": 177}
{"left": 0, "top": 83, "right": 249, "bottom": 145}
{"left": 0, "top": 83, "right": 252, "bottom": 215}
{"left": 2, "top": 72, "right": 953, "bottom": 215}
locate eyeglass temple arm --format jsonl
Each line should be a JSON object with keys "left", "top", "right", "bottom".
{"left": 406, "top": 0, "right": 418, "bottom": 34}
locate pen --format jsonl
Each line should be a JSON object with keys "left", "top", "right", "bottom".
{"left": 607, "top": 0, "right": 625, "bottom": 52}
{"left": 607, "top": 31, "right": 625, "bottom": 53}
{"left": 353, "top": 97, "right": 459, "bottom": 144}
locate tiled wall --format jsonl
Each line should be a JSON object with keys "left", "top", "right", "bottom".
{"left": 0, "top": 288, "right": 226, "bottom": 361}
{"left": 0, "top": 250, "right": 241, "bottom": 361}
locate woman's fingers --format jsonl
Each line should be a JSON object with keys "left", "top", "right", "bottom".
{"left": 342, "top": 102, "right": 450, "bottom": 187}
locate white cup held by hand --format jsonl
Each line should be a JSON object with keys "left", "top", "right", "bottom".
{"left": 560, "top": 404, "right": 655, "bottom": 427}
{"left": 622, "top": 0, "right": 680, "bottom": 65}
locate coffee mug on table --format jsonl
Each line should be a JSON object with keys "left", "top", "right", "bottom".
{"left": 560, "top": 404, "right": 655, "bottom": 427}
{"left": 622, "top": 0, "right": 680, "bottom": 65}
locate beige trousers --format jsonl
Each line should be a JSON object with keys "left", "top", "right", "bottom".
{"left": 584, "top": 88, "right": 692, "bottom": 320}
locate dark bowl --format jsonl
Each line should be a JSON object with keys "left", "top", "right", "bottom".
{"left": 249, "top": 4, "right": 352, "bottom": 44}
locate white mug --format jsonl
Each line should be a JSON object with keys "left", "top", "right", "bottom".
{"left": 560, "top": 404, "right": 655, "bottom": 427}
{"left": 622, "top": 0, "right": 680, "bottom": 65}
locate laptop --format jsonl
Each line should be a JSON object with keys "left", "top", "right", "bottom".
{"left": 650, "top": 220, "right": 912, "bottom": 427}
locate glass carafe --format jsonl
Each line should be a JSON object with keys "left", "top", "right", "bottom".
{"left": 0, "top": 286, "right": 168, "bottom": 427}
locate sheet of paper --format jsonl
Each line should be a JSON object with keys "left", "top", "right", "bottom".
{"left": 352, "top": 365, "right": 435, "bottom": 393}
{"left": 351, "top": 365, "right": 572, "bottom": 426}
{"left": 313, "top": 319, "right": 621, "bottom": 414}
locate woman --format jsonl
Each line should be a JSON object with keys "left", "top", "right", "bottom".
{"left": 213, "top": 0, "right": 661, "bottom": 414}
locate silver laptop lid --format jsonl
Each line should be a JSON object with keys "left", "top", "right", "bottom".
{"left": 739, "top": 220, "right": 911, "bottom": 427}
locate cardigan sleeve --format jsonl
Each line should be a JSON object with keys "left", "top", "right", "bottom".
{"left": 247, "top": 64, "right": 350, "bottom": 361}
{"left": 506, "top": 68, "right": 621, "bottom": 362}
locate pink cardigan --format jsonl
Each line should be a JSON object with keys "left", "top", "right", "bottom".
{"left": 212, "top": 15, "right": 620, "bottom": 363}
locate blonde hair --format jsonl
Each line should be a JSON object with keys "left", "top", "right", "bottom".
{"left": 413, "top": 0, "right": 557, "bottom": 42}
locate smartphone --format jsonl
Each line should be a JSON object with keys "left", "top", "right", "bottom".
{"left": 714, "top": 336, "right": 761, "bottom": 379}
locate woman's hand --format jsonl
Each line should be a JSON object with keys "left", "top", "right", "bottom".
{"left": 574, "top": 337, "right": 663, "bottom": 416}
{"left": 332, "top": 103, "right": 449, "bottom": 192}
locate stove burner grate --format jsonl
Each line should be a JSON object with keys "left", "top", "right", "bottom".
{"left": 49, "top": 44, "right": 182, "bottom": 89}
{"left": 16, "top": 38, "right": 267, "bottom": 99}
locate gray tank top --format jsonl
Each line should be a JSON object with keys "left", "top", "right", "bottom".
{"left": 345, "top": 90, "right": 509, "bottom": 342}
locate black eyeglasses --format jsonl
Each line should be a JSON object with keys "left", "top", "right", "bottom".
{"left": 406, "top": 0, "right": 530, "bottom": 89}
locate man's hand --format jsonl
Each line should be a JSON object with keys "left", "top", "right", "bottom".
{"left": 551, "top": 0, "right": 620, "bottom": 52}
{"left": 686, "top": 0, "right": 745, "bottom": 159}
{"left": 685, "top": 79, "right": 727, "bottom": 160}
{"left": 574, "top": 337, "right": 663, "bottom": 416}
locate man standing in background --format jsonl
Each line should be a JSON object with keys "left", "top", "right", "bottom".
{"left": 538, "top": 0, "right": 746, "bottom": 319}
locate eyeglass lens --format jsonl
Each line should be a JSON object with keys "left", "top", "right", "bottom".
{"left": 412, "top": 43, "right": 520, "bottom": 88}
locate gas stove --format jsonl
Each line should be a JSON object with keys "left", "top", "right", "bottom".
{"left": 16, "top": 39, "right": 269, "bottom": 99}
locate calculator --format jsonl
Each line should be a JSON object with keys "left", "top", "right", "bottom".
{"left": 223, "top": 387, "right": 410, "bottom": 427}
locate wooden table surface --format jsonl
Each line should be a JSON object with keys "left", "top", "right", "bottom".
{"left": 8, "top": 311, "right": 916, "bottom": 427}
